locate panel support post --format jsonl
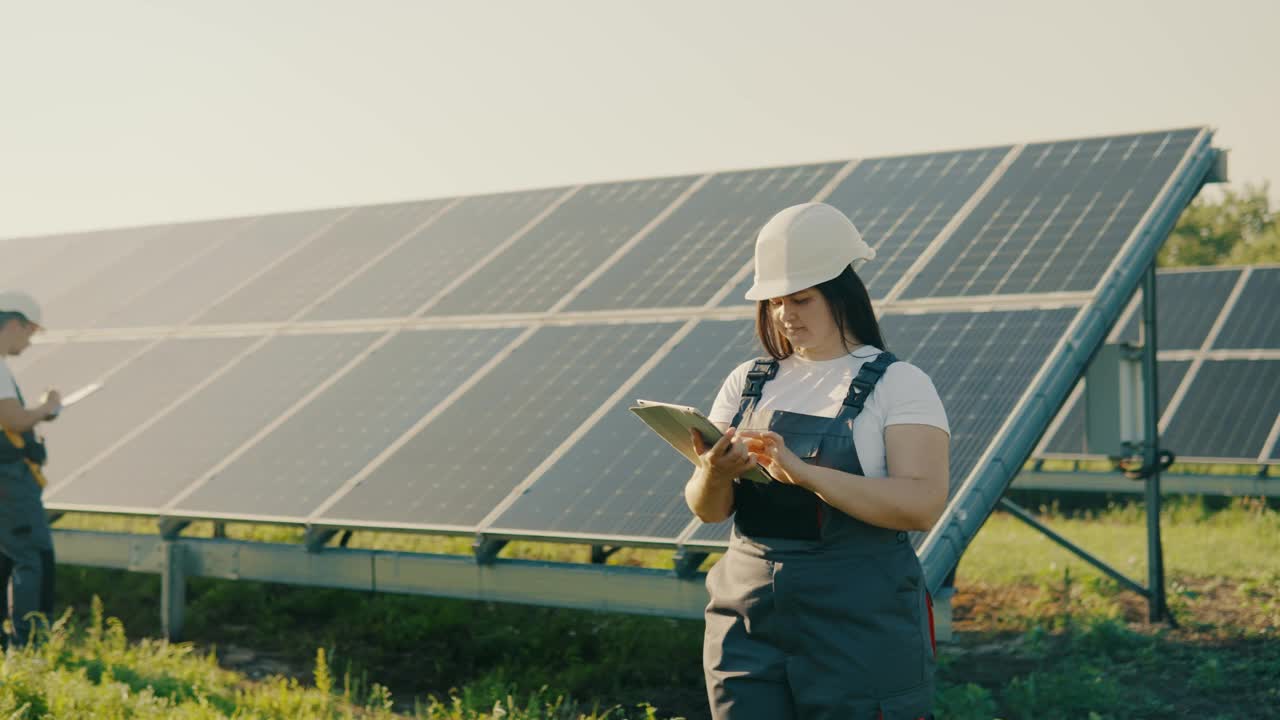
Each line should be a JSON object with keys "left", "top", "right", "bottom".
{"left": 673, "top": 550, "right": 708, "bottom": 579}
{"left": 162, "top": 541, "right": 186, "bottom": 641}
{"left": 590, "top": 545, "right": 620, "bottom": 564}
{"left": 304, "top": 528, "right": 339, "bottom": 553}
{"left": 159, "top": 518, "right": 190, "bottom": 539}
{"left": 1141, "top": 262, "right": 1169, "bottom": 623}
{"left": 473, "top": 536, "right": 508, "bottom": 565}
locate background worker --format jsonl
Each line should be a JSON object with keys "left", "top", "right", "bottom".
{"left": 0, "top": 290, "right": 61, "bottom": 647}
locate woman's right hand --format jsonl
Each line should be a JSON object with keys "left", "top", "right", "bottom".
{"left": 690, "top": 427, "right": 754, "bottom": 483}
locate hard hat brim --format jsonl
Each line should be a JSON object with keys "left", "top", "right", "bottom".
{"left": 744, "top": 267, "right": 844, "bottom": 301}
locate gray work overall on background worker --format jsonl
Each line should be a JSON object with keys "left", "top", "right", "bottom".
{"left": 0, "top": 291, "right": 61, "bottom": 648}
{"left": 685, "top": 203, "right": 951, "bottom": 719}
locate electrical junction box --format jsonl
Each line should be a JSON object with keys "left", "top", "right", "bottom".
{"left": 1084, "top": 343, "right": 1145, "bottom": 456}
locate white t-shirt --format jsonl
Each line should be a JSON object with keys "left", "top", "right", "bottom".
{"left": 0, "top": 360, "right": 16, "bottom": 402}
{"left": 708, "top": 346, "right": 949, "bottom": 481}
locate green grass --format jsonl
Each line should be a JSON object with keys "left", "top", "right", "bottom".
{"left": 960, "top": 495, "right": 1280, "bottom": 584}
{"left": 1, "top": 603, "right": 672, "bottom": 719}
{"left": 34, "top": 496, "right": 1280, "bottom": 719}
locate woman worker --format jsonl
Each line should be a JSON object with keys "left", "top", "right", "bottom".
{"left": 684, "top": 202, "right": 950, "bottom": 719}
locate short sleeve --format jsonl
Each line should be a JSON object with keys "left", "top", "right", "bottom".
{"left": 881, "top": 362, "right": 949, "bottom": 435}
{"left": 0, "top": 363, "right": 16, "bottom": 402}
{"left": 707, "top": 361, "right": 753, "bottom": 426}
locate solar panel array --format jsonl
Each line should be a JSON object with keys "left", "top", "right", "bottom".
{"left": 6, "top": 127, "right": 1227, "bottom": 558}
{"left": 1037, "top": 265, "right": 1280, "bottom": 464}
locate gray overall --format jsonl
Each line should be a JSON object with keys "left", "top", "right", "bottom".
{"left": 0, "top": 380, "right": 56, "bottom": 647}
{"left": 703, "top": 353, "right": 935, "bottom": 720}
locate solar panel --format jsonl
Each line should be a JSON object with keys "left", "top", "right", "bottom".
{"left": 194, "top": 201, "right": 448, "bottom": 324}
{"left": 313, "top": 322, "right": 683, "bottom": 531}
{"left": 5, "top": 341, "right": 147, "bottom": 413}
{"left": 563, "top": 164, "right": 843, "bottom": 312}
{"left": 1040, "top": 360, "right": 1192, "bottom": 455}
{"left": 41, "top": 338, "right": 256, "bottom": 493}
{"left": 16, "top": 127, "right": 1218, "bottom": 590}
{"left": 1162, "top": 360, "right": 1280, "bottom": 460}
{"left": 485, "top": 319, "right": 760, "bottom": 544}
{"left": 1, "top": 235, "right": 90, "bottom": 289}
{"left": 427, "top": 178, "right": 698, "bottom": 315}
{"left": 302, "top": 190, "right": 567, "bottom": 321}
{"left": 1113, "top": 268, "right": 1242, "bottom": 350}
{"left": 168, "top": 328, "right": 522, "bottom": 520}
{"left": 684, "top": 307, "right": 1081, "bottom": 547}
{"left": 901, "top": 129, "right": 1199, "bottom": 298}
{"left": 47, "top": 333, "right": 376, "bottom": 511}
{"left": 94, "top": 210, "right": 346, "bottom": 328}
{"left": 6, "top": 342, "right": 59, "bottom": 375}
{"left": 41, "top": 219, "right": 253, "bottom": 329}
{"left": 718, "top": 150, "right": 1010, "bottom": 304}
{"left": 22, "top": 226, "right": 168, "bottom": 307}
{"left": 1213, "top": 268, "right": 1280, "bottom": 349}
{"left": 828, "top": 149, "right": 1011, "bottom": 299}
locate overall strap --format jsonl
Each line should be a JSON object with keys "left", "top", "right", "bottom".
{"left": 730, "top": 358, "right": 778, "bottom": 428}
{"left": 834, "top": 351, "right": 897, "bottom": 424}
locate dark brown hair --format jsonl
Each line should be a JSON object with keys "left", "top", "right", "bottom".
{"left": 754, "top": 265, "right": 888, "bottom": 360}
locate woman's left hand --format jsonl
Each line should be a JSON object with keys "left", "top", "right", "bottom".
{"left": 738, "top": 430, "right": 811, "bottom": 489}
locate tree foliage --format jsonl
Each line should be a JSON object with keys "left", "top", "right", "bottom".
{"left": 1160, "top": 183, "right": 1279, "bottom": 267}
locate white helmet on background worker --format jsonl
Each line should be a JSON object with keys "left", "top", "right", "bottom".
{"left": 0, "top": 290, "right": 43, "bottom": 328}
{"left": 744, "top": 203, "right": 875, "bottom": 301}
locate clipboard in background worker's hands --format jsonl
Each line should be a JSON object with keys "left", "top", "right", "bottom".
{"left": 44, "top": 382, "right": 102, "bottom": 420}
{"left": 629, "top": 399, "right": 774, "bottom": 484}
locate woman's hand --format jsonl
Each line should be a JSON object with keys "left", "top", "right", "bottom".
{"left": 738, "top": 430, "right": 810, "bottom": 488}
{"left": 690, "top": 427, "right": 754, "bottom": 483}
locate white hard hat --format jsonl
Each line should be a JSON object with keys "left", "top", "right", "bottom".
{"left": 744, "top": 203, "right": 875, "bottom": 301}
{"left": 0, "top": 290, "right": 43, "bottom": 328}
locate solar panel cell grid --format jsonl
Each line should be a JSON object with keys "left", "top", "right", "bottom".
{"left": 303, "top": 190, "right": 567, "bottom": 321}
{"left": 41, "top": 338, "right": 257, "bottom": 492}
{"left": 48, "top": 333, "right": 376, "bottom": 511}
{"left": 429, "top": 178, "right": 698, "bottom": 316}
{"left": 97, "top": 210, "right": 346, "bottom": 328}
{"left": 42, "top": 219, "right": 252, "bottom": 329}
{"left": 1162, "top": 359, "right": 1280, "bottom": 460}
{"left": 7, "top": 342, "right": 146, "bottom": 408}
{"left": 1, "top": 235, "right": 95, "bottom": 290}
{"left": 487, "top": 319, "right": 760, "bottom": 542}
{"left": 171, "top": 328, "right": 522, "bottom": 519}
{"left": 22, "top": 227, "right": 167, "bottom": 309}
{"left": 315, "top": 322, "right": 684, "bottom": 530}
{"left": 565, "top": 164, "right": 843, "bottom": 312}
{"left": 902, "top": 130, "right": 1199, "bottom": 299}
{"left": 194, "top": 201, "right": 447, "bottom": 324}
{"left": 1112, "top": 269, "right": 1241, "bottom": 350}
{"left": 1213, "top": 268, "right": 1280, "bottom": 349}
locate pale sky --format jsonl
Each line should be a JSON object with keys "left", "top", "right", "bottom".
{"left": 2, "top": 0, "right": 1276, "bottom": 240}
